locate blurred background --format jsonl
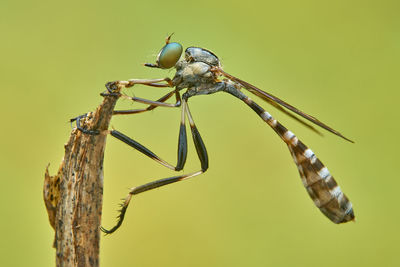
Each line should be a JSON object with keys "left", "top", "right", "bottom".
{"left": 1, "top": 0, "right": 399, "bottom": 266}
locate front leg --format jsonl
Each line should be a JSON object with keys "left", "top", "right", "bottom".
{"left": 104, "top": 78, "right": 180, "bottom": 115}
{"left": 119, "top": 90, "right": 181, "bottom": 108}
{"left": 113, "top": 90, "right": 176, "bottom": 115}
{"left": 104, "top": 78, "right": 173, "bottom": 95}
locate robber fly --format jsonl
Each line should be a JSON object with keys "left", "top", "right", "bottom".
{"left": 78, "top": 35, "right": 355, "bottom": 233}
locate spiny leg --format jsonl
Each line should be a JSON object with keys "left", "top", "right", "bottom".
{"left": 109, "top": 95, "right": 187, "bottom": 171}
{"left": 223, "top": 84, "right": 354, "bottom": 224}
{"left": 101, "top": 78, "right": 173, "bottom": 98}
{"left": 119, "top": 92, "right": 181, "bottom": 108}
{"left": 73, "top": 89, "right": 180, "bottom": 135}
{"left": 71, "top": 78, "right": 175, "bottom": 130}
{"left": 113, "top": 90, "right": 175, "bottom": 115}
{"left": 115, "top": 78, "right": 173, "bottom": 90}
{"left": 100, "top": 171, "right": 202, "bottom": 234}
{"left": 111, "top": 76, "right": 180, "bottom": 114}
{"left": 101, "top": 99, "right": 209, "bottom": 234}
{"left": 114, "top": 86, "right": 181, "bottom": 116}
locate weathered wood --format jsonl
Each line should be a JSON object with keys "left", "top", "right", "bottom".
{"left": 44, "top": 86, "right": 121, "bottom": 267}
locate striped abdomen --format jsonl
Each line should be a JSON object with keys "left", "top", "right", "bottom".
{"left": 242, "top": 95, "right": 355, "bottom": 223}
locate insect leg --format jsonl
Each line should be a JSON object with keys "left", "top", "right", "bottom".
{"left": 100, "top": 170, "right": 202, "bottom": 234}
{"left": 113, "top": 90, "right": 175, "bottom": 115}
{"left": 72, "top": 78, "right": 175, "bottom": 130}
{"left": 101, "top": 78, "right": 173, "bottom": 97}
{"left": 70, "top": 113, "right": 100, "bottom": 135}
{"left": 119, "top": 93, "right": 181, "bottom": 108}
{"left": 223, "top": 84, "right": 354, "bottom": 224}
{"left": 109, "top": 78, "right": 173, "bottom": 90}
{"left": 184, "top": 99, "right": 209, "bottom": 171}
{"left": 109, "top": 95, "right": 187, "bottom": 171}
{"left": 72, "top": 89, "right": 180, "bottom": 135}
{"left": 101, "top": 99, "right": 209, "bottom": 234}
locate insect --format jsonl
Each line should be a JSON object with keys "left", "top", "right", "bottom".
{"left": 82, "top": 35, "right": 355, "bottom": 233}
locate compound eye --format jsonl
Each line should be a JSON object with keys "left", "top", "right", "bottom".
{"left": 157, "top": 42, "right": 183, "bottom": 69}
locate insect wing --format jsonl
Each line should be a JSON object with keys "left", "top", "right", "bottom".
{"left": 217, "top": 69, "right": 353, "bottom": 143}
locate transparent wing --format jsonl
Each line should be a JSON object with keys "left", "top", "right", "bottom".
{"left": 251, "top": 90, "right": 323, "bottom": 136}
{"left": 216, "top": 68, "right": 354, "bottom": 143}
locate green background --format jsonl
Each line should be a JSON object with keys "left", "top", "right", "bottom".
{"left": 1, "top": 0, "right": 399, "bottom": 266}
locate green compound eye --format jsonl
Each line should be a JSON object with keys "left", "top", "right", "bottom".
{"left": 157, "top": 42, "right": 183, "bottom": 69}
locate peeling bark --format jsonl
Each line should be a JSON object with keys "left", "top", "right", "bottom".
{"left": 44, "top": 87, "right": 121, "bottom": 267}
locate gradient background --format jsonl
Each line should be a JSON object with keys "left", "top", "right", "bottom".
{"left": 1, "top": 0, "right": 399, "bottom": 266}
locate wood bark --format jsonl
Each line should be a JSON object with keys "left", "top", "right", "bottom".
{"left": 44, "top": 89, "right": 120, "bottom": 267}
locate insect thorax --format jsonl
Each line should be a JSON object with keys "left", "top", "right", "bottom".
{"left": 172, "top": 47, "right": 223, "bottom": 95}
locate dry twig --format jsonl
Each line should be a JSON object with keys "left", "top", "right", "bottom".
{"left": 44, "top": 84, "right": 121, "bottom": 267}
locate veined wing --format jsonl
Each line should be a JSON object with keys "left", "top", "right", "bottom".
{"left": 250, "top": 92, "right": 323, "bottom": 136}
{"left": 216, "top": 68, "right": 354, "bottom": 143}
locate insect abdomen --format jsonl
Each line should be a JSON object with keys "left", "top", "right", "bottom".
{"left": 242, "top": 95, "right": 355, "bottom": 223}
{"left": 288, "top": 141, "right": 354, "bottom": 223}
